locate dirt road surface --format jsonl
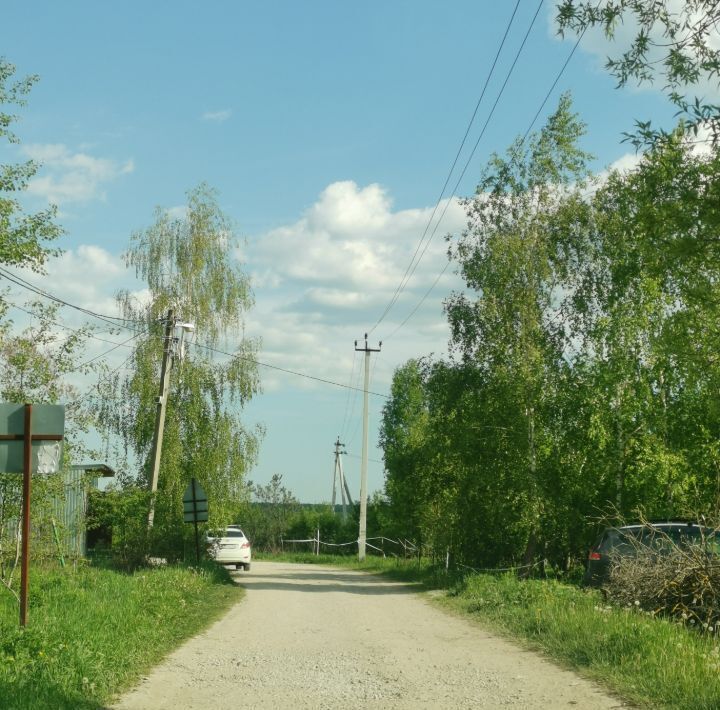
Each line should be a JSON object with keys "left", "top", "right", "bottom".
{"left": 113, "top": 561, "right": 626, "bottom": 710}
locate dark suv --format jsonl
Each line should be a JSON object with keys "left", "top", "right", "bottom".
{"left": 583, "top": 521, "right": 715, "bottom": 588}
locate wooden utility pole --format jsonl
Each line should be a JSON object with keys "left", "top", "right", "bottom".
{"left": 147, "top": 309, "right": 175, "bottom": 529}
{"left": 355, "top": 334, "right": 381, "bottom": 561}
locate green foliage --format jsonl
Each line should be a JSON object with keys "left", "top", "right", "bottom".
{"left": 239, "top": 473, "right": 366, "bottom": 553}
{"left": 448, "top": 574, "right": 720, "bottom": 709}
{"left": 394, "top": 96, "right": 594, "bottom": 566}
{"left": 556, "top": 1, "right": 720, "bottom": 146}
{"left": 380, "top": 98, "right": 720, "bottom": 573}
{"left": 0, "top": 301, "right": 97, "bottom": 452}
{"left": 0, "top": 562, "right": 241, "bottom": 709}
{"left": 0, "top": 59, "right": 61, "bottom": 271}
{"left": 86, "top": 487, "right": 152, "bottom": 570}
{"left": 0, "top": 302, "right": 99, "bottom": 597}
{"left": 240, "top": 473, "right": 299, "bottom": 551}
{"left": 95, "top": 184, "right": 262, "bottom": 558}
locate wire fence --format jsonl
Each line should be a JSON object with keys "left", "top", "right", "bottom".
{"left": 279, "top": 532, "right": 546, "bottom": 576}
{"left": 281, "top": 533, "right": 419, "bottom": 558}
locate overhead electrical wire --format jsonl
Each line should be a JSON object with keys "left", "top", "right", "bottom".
{"left": 68, "top": 346, "right": 141, "bottom": 409}
{"left": 366, "top": 0, "right": 524, "bottom": 336}
{"left": 521, "top": 15, "right": 588, "bottom": 141}
{"left": 341, "top": 352, "right": 367, "bottom": 442}
{"left": 377, "top": 0, "right": 545, "bottom": 342}
{"left": 73, "top": 331, "right": 143, "bottom": 370}
{"left": 3, "top": 297, "right": 146, "bottom": 350}
{"left": 191, "top": 340, "right": 390, "bottom": 399}
{"left": 339, "top": 349, "right": 358, "bottom": 438}
{"left": 383, "top": 1, "right": 590, "bottom": 342}
{"left": 0, "top": 272, "right": 388, "bottom": 400}
{"left": 0, "top": 266, "right": 144, "bottom": 331}
{"left": 345, "top": 452, "right": 384, "bottom": 465}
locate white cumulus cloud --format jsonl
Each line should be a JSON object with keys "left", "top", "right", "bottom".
{"left": 245, "top": 180, "right": 467, "bottom": 392}
{"left": 23, "top": 143, "right": 134, "bottom": 205}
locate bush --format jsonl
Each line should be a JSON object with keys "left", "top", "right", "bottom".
{"left": 86, "top": 487, "right": 152, "bottom": 570}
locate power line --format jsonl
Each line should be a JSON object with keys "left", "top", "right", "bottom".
{"left": 342, "top": 350, "right": 367, "bottom": 440}
{"left": 0, "top": 266, "right": 144, "bottom": 331}
{"left": 367, "top": 0, "right": 524, "bottom": 336}
{"left": 191, "top": 341, "right": 390, "bottom": 399}
{"left": 339, "top": 349, "right": 358, "bottom": 437}
{"left": 73, "top": 332, "right": 143, "bottom": 370}
{"left": 384, "top": 0, "right": 589, "bottom": 341}
{"left": 0, "top": 271, "right": 389, "bottom": 399}
{"left": 345, "top": 452, "right": 384, "bottom": 465}
{"left": 68, "top": 346, "right": 140, "bottom": 409}
{"left": 521, "top": 18, "right": 588, "bottom": 141}
{"left": 2, "top": 297, "right": 147, "bottom": 350}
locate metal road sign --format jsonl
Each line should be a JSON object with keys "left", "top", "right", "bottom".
{"left": 0, "top": 403, "right": 65, "bottom": 474}
{"left": 183, "top": 478, "right": 208, "bottom": 523}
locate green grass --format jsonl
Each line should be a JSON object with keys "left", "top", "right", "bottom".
{"left": 263, "top": 552, "right": 720, "bottom": 709}
{"left": 0, "top": 562, "right": 242, "bottom": 709}
{"left": 443, "top": 574, "right": 720, "bottom": 710}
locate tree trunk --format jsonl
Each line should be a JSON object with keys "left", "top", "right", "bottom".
{"left": 521, "top": 405, "right": 538, "bottom": 577}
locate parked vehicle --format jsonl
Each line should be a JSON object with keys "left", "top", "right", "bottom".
{"left": 583, "top": 521, "right": 715, "bottom": 588}
{"left": 206, "top": 526, "right": 252, "bottom": 571}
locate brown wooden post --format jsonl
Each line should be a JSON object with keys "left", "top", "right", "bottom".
{"left": 20, "top": 403, "right": 32, "bottom": 627}
{"left": 0, "top": 403, "right": 64, "bottom": 627}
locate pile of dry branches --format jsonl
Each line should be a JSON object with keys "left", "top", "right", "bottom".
{"left": 606, "top": 526, "right": 720, "bottom": 630}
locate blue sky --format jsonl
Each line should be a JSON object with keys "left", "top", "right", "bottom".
{"left": 0, "top": 1, "right": 684, "bottom": 501}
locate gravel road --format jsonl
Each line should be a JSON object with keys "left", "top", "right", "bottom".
{"left": 113, "top": 561, "right": 626, "bottom": 710}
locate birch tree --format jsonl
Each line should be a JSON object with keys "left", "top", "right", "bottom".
{"left": 96, "top": 184, "right": 262, "bottom": 557}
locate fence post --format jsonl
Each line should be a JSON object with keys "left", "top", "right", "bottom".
{"left": 316, "top": 528, "right": 320, "bottom": 556}
{"left": 446, "top": 548, "right": 450, "bottom": 573}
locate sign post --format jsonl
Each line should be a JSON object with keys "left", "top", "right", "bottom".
{"left": 0, "top": 403, "right": 65, "bottom": 626}
{"left": 183, "top": 478, "right": 208, "bottom": 564}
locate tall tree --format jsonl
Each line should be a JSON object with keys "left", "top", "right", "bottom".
{"left": 572, "top": 134, "right": 720, "bottom": 516}
{"left": 380, "top": 359, "right": 431, "bottom": 546}
{"left": 444, "top": 95, "right": 592, "bottom": 564}
{"left": 96, "top": 184, "right": 262, "bottom": 556}
{"left": 0, "top": 59, "right": 61, "bottom": 270}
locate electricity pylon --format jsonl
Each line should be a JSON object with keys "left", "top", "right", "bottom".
{"left": 331, "top": 437, "right": 353, "bottom": 518}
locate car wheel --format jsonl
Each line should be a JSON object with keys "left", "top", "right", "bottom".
{"left": 235, "top": 564, "right": 243, "bottom": 570}
{"left": 244, "top": 563, "right": 251, "bottom": 572}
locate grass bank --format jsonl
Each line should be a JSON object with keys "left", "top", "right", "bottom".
{"left": 264, "top": 551, "right": 720, "bottom": 709}
{"left": 0, "top": 562, "right": 242, "bottom": 709}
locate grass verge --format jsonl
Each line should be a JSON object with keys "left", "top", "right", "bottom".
{"left": 262, "top": 551, "right": 720, "bottom": 709}
{"left": 0, "top": 562, "right": 242, "bottom": 709}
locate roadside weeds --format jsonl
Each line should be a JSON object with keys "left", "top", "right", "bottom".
{"left": 0, "top": 562, "right": 242, "bottom": 710}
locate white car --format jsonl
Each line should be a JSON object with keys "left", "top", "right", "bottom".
{"left": 207, "top": 526, "right": 251, "bottom": 571}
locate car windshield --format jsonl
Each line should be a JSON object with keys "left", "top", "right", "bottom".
{"left": 601, "top": 525, "right": 717, "bottom": 552}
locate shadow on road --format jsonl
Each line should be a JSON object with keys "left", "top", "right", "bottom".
{"left": 233, "top": 567, "right": 420, "bottom": 596}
